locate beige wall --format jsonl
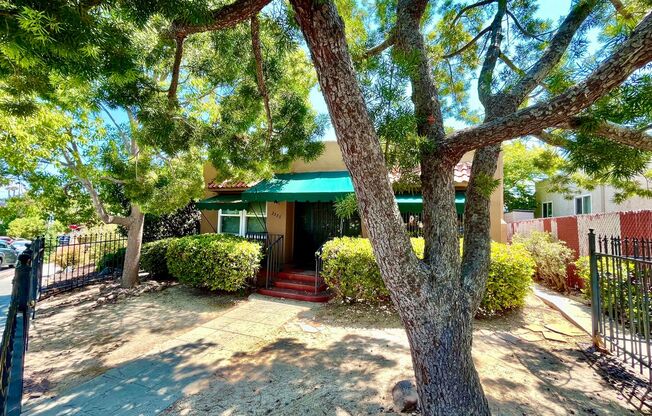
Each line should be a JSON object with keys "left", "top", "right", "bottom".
{"left": 536, "top": 177, "right": 652, "bottom": 218}
{"left": 266, "top": 202, "right": 294, "bottom": 263}
{"left": 289, "top": 141, "right": 347, "bottom": 172}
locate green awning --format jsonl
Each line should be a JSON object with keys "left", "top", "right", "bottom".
{"left": 243, "top": 171, "right": 354, "bottom": 202}
{"left": 396, "top": 191, "right": 466, "bottom": 214}
{"left": 196, "top": 194, "right": 249, "bottom": 211}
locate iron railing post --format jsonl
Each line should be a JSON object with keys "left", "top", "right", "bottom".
{"left": 588, "top": 229, "right": 602, "bottom": 348}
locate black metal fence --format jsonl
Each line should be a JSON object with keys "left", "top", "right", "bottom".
{"left": 0, "top": 238, "right": 43, "bottom": 415}
{"left": 589, "top": 230, "right": 652, "bottom": 381}
{"left": 39, "top": 233, "right": 128, "bottom": 299}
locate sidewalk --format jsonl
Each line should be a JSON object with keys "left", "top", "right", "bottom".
{"left": 23, "top": 294, "right": 314, "bottom": 416}
{"left": 532, "top": 283, "right": 592, "bottom": 335}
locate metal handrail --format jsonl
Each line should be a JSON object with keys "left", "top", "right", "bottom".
{"left": 314, "top": 243, "right": 326, "bottom": 294}
{"left": 265, "top": 235, "right": 284, "bottom": 289}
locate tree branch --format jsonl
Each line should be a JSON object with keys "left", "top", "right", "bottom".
{"left": 451, "top": 0, "right": 496, "bottom": 27}
{"left": 477, "top": 0, "right": 507, "bottom": 104}
{"left": 363, "top": 33, "right": 396, "bottom": 59}
{"left": 445, "top": 11, "right": 652, "bottom": 155}
{"left": 505, "top": 9, "right": 546, "bottom": 42}
{"left": 560, "top": 119, "right": 652, "bottom": 151}
{"left": 509, "top": 0, "right": 598, "bottom": 102}
{"left": 172, "top": 0, "right": 272, "bottom": 36}
{"left": 168, "top": 35, "right": 185, "bottom": 102}
{"left": 442, "top": 26, "right": 491, "bottom": 59}
{"left": 610, "top": 0, "right": 634, "bottom": 20}
{"left": 498, "top": 52, "right": 525, "bottom": 76}
{"left": 250, "top": 14, "right": 273, "bottom": 144}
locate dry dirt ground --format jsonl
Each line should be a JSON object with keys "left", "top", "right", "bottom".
{"left": 24, "top": 281, "right": 246, "bottom": 398}
{"left": 25, "top": 283, "right": 641, "bottom": 416}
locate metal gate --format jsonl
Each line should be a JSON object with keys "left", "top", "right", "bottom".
{"left": 589, "top": 229, "right": 652, "bottom": 381}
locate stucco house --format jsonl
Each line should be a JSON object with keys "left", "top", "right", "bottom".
{"left": 198, "top": 141, "right": 506, "bottom": 301}
{"left": 535, "top": 178, "right": 652, "bottom": 218}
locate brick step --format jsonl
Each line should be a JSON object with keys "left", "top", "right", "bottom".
{"left": 273, "top": 279, "right": 327, "bottom": 292}
{"left": 277, "top": 270, "right": 318, "bottom": 284}
{"left": 258, "top": 287, "right": 331, "bottom": 303}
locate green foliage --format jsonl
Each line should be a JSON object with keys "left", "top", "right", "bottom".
{"left": 334, "top": 193, "right": 358, "bottom": 220}
{"left": 513, "top": 231, "right": 574, "bottom": 292}
{"left": 503, "top": 140, "right": 564, "bottom": 211}
{"left": 51, "top": 246, "right": 84, "bottom": 270}
{"left": 322, "top": 237, "right": 533, "bottom": 313}
{"left": 480, "top": 242, "right": 535, "bottom": 315}
{"left": 96, "top": 247, "right": 127, "bottom": 272}
{"left": 7, "top": 216, "right": 65, "bottom": 239}
{"left": 166, "top": 234, "right": 262, "bottom": 291}
{"left": 575, "top": 256, "right": 591, "bottom": 299}
{"left": 141, "top": 238, "right": 174, "bottom": 280}
{"left": 320, "top": 237, "right": 424, "bottom": 302}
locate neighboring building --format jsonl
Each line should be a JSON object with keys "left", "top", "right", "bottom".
{"left": 198, "top": 141, "right": 506, "bottom": 301}
{"left": 535, "top": 179, "right": 652, "bottom": 218}
{"left": 504, "top": 210, "right": 534, "bottom": 223}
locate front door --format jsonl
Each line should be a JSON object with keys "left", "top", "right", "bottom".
{"left": 293, "top": 202, "right": 361, "bottom": 267}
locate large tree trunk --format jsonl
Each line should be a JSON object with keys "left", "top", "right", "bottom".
{"left": 122, "top": 205, "right": 144, "bottom": 288}
{"left": 290, "top": 1, "right": 490, "bottom": 414}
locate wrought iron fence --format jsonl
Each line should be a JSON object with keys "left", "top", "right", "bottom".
{"left": 589, "top": 230, "right": 652, "bottom": 381}
{"left": 0, "top": 238, "right": 43, "bottom": 415}
{"left": 39, "top": 232, "right": 128, "bottom": 299}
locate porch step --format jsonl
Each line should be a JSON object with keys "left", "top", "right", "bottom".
{"left": 274, "top": 279, "right": 327, "bottom": 292}
{"left": 277, "top": 270, "right": 319, "bottom": 284}
{"left": 258, "top": 287, "right": 331, "bottom": 303}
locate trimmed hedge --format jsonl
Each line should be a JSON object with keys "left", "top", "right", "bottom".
{"left": 96, "top": 247, "right": 126, "bottom": 272}
{"left": 481, "top": 242, "right": 535, "bottom": 314}
{"left": 321, "top": 237, "right": 535, "bottom": 314}
{"left": 166, "top": 234, "right": 262, "bottom": 291}
{"left": 141, "top": 238, "right": 174, "bottom": 279}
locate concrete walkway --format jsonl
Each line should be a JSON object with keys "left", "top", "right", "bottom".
{"left": 533, "top": 283, "right": 592, "bottom": 335}
{"left": 23, "top": 294, "right": 313, "bottom": 416}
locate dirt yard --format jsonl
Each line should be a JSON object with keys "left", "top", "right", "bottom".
{"left": 164, "top": 295, "right": 639, "bottom": 415}
{"left": 24, "top": 281, "right": 246, "bottom": 399}
{"left": 25, "top": 283, "right": 641, "bottom": 415}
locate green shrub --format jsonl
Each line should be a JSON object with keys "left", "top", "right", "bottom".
{"left": 480, "top": 242, "right": 535, "bottom": 314}
{"left": 322, "top": 237, "right": 534, "bottom": 313}
{"left": 51, "top": 246, "right": 84, "bottom": 269}
{"left": 575, "top": 256, "right": 591, "bottom": 299}
{"left": 96, "top": 247, "right": 127, "bottom": 272}
{"left": 141, "top": 238, "right": 174, "bottom": 279}
{"left": 512, "top": 231, "right": 574, "bottom": 292}
{"left": 320, "top": 237, "right": 422, "bottom": 303}
{"left": 166, "top": 234, "right": 262, "bottom": 291}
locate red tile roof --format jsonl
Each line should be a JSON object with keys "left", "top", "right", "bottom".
{"left": 453, "top": 161, "right": 472, "bottom": 183}
{"left": 207, "top": 179, "right": 259, "bottom": 190}
{"left": 389, "top": 161, "right": 472, "bottom": 185}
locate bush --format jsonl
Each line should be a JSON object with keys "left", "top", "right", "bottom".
{"left": 320, "top": 237, "right": 422, "bottom": 303}
{"left": 480, "top": 242, "right": 535, "bottom": 314}
{"left": 513, "top": 231, "right": 574, "bottom": 292}
{"left": 51, "top": 246, "right": 84, "bottom": 269}
{"left": 96, "top": 247, "right": 127, "bottom": 272}
{"left": 575, "top": 256, "right": 591, "bottom": 299}
{"left": 141, "top": 238, "right": 174, "bottom": 279}
{"left": 166, "top": 234, "right": 262, "bottom": 291}
{"left": 322, "top": 237, "right": 534, "bottom": 313}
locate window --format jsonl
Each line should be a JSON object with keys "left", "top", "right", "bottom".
{"left": 218, "top": 202, "right": 267, "bottom": 236}
{"left": 542, "top": 201, "right": 553, "bottom": 218}
{"left": 575, "top": 195, "right": 592, "bottom": 215}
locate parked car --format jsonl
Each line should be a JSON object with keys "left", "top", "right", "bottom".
{"left": 57, "top": 235, "right": 71, "bottom": 246}
{"left": 0, "top": 240, "right": 17, "bottom": 268}
{"left": 11, "top": 239, "right": 30, "bottom": 255}
{"left": 0, "top": 236, "right": 14, "bottom": 245}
